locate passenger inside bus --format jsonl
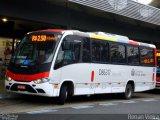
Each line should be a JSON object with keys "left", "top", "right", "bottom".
{"left": 38, "top": 51, "right": 45, "bottom": 63}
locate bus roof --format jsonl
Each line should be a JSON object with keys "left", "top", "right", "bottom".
{"left": 28, "top": 29, "right": 156, "bottom": 48}
{"left": 71, "top": 30, "right": 156, "bottom": 48}
{"left": 28, "top": 29, "right": 64, "bottom": 34}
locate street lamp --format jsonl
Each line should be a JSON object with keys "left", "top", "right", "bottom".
{"left": 2, "top": 18, "right": 8, "bottom": 22}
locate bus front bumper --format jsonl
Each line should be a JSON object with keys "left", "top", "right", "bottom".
{"left": 5, "top": 80, "right": 59, "bottom": 97}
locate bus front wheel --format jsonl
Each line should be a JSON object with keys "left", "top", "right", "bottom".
{"left": 123, "top": 84, "right": 133, "bottom": 99}
{"left": 57, "top": 85, "right": 68, "bottom": 105}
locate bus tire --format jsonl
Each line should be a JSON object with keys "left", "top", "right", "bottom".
{"left": 123, "top": 84, "right": 133, "bottom": 99}
{"left": 58, "top": 85, "right": 68, "bottom": 105}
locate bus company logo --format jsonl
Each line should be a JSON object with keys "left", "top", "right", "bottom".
{"left": 108, "top": 0, "right": 128, "bottom": 11}
{"left": 131, "top": 69, "right": 135, "bottom": 76}
{"left": 131, "top": 69, "right": 146, "bottom": 77}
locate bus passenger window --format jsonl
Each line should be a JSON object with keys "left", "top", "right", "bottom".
{"left": 110, "top": 44, "right": 126, "bottom": 63}
{"left": 100, "top": 41, "right": 109, "bottom": 62}
{"left": 91, "top": 39, "right": 109, "bottom": 63}
{"left": 127, "top": 46, "right": 139, "bottom": 65}
{"left": 140, "top": 47, "right": 154, "bottom": 66}
{"left": 92, "top": 40, "right": 101, "bottom": 62}
{"left": 82, "top": 38, "right": 91, "bottom": 62}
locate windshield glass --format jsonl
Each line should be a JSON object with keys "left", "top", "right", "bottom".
{"left": 10, "top": 33, "right": 61, "bottom": 66}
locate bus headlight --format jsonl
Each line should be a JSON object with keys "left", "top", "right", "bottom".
{"left": 34, "top": 78, "right": 50, "bottom": 84}
{"left": 6, "top": 76, "right": 12, "bottom": 81}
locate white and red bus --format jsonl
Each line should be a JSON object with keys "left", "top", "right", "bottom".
{"left": 5, "top": 29, "right": 156, "bottom": 104}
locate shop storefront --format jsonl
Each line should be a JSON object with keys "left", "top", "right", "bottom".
{"left": 0, "top": 37, "right": 20, "bottom": 65}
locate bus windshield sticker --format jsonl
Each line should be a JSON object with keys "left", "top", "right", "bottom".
{"left": 23, "top": 59, "right": 30, "bottom": 65}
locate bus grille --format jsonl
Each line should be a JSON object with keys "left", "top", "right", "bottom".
{"left": 10, "top": 84, "right": 37, "bottom": 93}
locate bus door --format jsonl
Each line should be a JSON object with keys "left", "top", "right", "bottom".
{"left": 54, "top": 35, "right": 83, "bottom": 88}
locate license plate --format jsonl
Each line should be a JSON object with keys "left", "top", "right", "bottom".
{"left": 17, "top": 85, "right": 26, "bottom": 90}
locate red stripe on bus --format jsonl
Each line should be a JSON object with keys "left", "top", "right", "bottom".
{"left": 157, "top": 76, "right": 160, "bottom": 82}
{"left": 129, "top": 40, "right": 140, "bottom": 45}
{"left": 36, "top": 29, "right": 64, "bottom": 33}
{"left": 91, "top": 70, "right": 94, "bottom": 82}
{"left": 6, "top": 70, "right": 50, "bottom": 82}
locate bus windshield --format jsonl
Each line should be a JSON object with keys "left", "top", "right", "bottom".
{"left": 10, "top": 33, "right": 61, "bottom": 66}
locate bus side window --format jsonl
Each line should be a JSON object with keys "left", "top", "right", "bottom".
{"left": 127, "top": 46, "right": 139, "bottom": 65}
{"left": 91, "top": 39, "right": 109, "bottom": 63}
{"left": 110, "top": 43, "right": 126, "bottom": 63}
{"left": 82, "top": 38, "right": 91, "bottom": 62}
{"left": 140, "top": 47, "right": 154, "bottom": 66}
{"left": 54, "top": 35, "right": 82, "bottom": 69}
{"left": 100, "top": 41, "right": 109, "bottom": 63}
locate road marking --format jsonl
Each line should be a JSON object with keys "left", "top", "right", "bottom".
{"left": 72, "top": 105, "right": 94, "bottom": 109}
{"left": 122, "top": 101, "right": 137, "bottom": 104}
{"left": 142, "top": 99, "right": 158, "bottom": 102}
{"left": 99, "top": 103, "right": 117, "bottom": 106}
{"left": 26, "top": 109, "right": 58, "bottom": 114}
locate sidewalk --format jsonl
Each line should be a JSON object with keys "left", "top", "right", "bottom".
{"left": 0, "top": 79, "right": 17, "bottom": 99}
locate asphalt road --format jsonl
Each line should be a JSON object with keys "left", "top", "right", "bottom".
{"left": 0, "top": 90, "right": 160, "bottom": 113}
{"left": 0, "top": 79, "right": 160, "bottom": 120}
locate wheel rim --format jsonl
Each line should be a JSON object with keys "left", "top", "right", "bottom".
{"left": 126, "top": 87, "right": 132, "bottom": 98}
{"left": 65, "top": 90, "right": 68, "bottom": 98}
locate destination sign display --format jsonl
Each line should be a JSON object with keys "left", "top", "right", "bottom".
{"left": 143, "top": 58, "right": 154, "bottom": 64}
{"left": 31, "top": 35, "right": 57, "bottom": 42}
{"left": 157, "top": 52, "right": 160, "bottom": 57}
